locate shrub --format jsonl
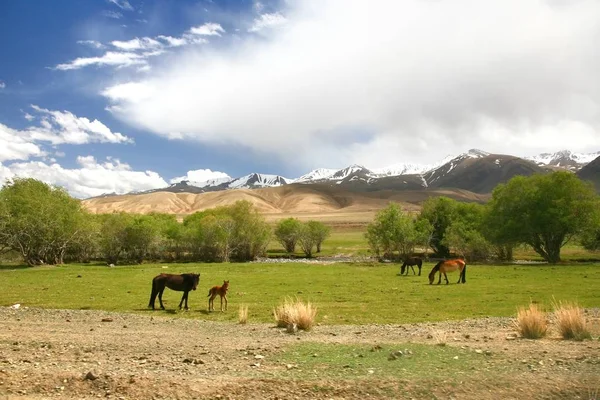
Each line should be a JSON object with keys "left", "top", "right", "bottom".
{"left": 552, "top": 300, "right": 591, "bottom": 341}
{"left": 273, "top": 297, "right": 318, "bottom": 331}
{"left": 238, "top": 304, "right": 248, "bottom": 324}
{"left": 515, "top": 303, "right": 548, "bottom": 339}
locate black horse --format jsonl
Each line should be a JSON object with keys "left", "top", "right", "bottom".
{"left": 148, "top": 273, "right": 200, "bottom": 310}
{"left": 400, "top": 257, "right": 423, "bottom": 276}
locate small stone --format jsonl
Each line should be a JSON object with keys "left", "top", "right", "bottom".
{"left": 84, "top": 371, "right": 98, "bottom": 381}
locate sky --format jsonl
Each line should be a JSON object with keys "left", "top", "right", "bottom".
{"left": 1, "top": 0, "right": 600, "bottom": 198}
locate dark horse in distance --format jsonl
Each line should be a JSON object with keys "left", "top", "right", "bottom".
{"left": 148, "top": 273, "right": 200, "bottom": 310}
{"left": 400, "top": 257, "right": 423, "bottom": 276}
{"left": 428, "top": 259, "right": 466, "bottom": 285}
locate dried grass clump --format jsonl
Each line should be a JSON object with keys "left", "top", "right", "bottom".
{"left": 431, "top": 329, "right": 447, "bottom": 346}
{"left": 238, "top": 304, "right": 248, "bottom": 324}
{"left": 273, "top": 297, "right": 318, "bottom": 331}
{"left": 552, "top": 300, "right": 591, "bottom": 341}
{"left": 515, "top": 303, "right": 548, "bottom": 339}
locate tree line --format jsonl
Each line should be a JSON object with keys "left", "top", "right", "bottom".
{"left": 366, "top": 171, "right": 600, "bottom": 263}
{"left": 1, "top": 171, "right": 598, "bottom": 266}
{"left": 0, "top": 178, "right": 330, "bottom": 266}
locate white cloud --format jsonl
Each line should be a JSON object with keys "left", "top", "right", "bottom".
{"left": 0, "top": 81, "right": 5, "bottom": 89}
{"left": 188, "top": 23, "right": 225, "bottom": 36}
{"left": 26, "top": 105, "right": 132, "bottom": 145}
{"left": 0, "top": 123, "right": 45, "bottom": 162}
{"left": 55, "top": 51, "right": 149, "bottom": 70}
{"left": 107, "top": 0, "right": 133, "bottom": 11}
{"left": 101, "top": 0, "right": 600, "bottom": 169}
{"left": 170, "top": 169, "right": 231, "bottom": 184}
{"left": 23, "top": 113, "right": 35, "bottom": 121}
{"left": 77, "top": 40, "right": 104, "bottom": 49}
{"left": 248, "top": 12, "right": 287, "bottom": 32}
{"left": 102, "top": 10, "right": 123, "bottom": 19}
{"left": 3, "top": 156, "right": 167, "bottom": 199}
{"left": 158, "top": 35, "right": 188, "bottom": 47}
{"left": 111, "top": 37, "right": 162, "bottom": 51}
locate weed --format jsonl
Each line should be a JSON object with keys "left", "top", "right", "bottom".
{"left": 515, "top": 303, "right": 548, "bottom": 339}
{"left": 552, "top": 300, "right": 591, "bottom": 341}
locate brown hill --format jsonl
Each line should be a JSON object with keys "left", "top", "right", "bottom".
{"left": 425, "top": 154, "right": 546, "bottom": 193}
{"left": 82, "top": 184, "right": 489, "bottom": 219}
{"left": 577, "top": 155, "right": 600, "bottom": 191}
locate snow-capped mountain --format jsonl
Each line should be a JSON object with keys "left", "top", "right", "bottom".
{"left": 294, "top": 168, "right": 337, "bottom": 183}
{"left": 525, "top": 150, "right": 600, "bottom": 171}
{"left": 228, "top": 173, "right": 291, "bottom": 189}
{"left": 123, "top": 148, "right": 600, "bottom": 198}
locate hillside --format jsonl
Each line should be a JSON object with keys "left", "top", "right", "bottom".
{"left": 82, "top": 184, "right": 489, "bottom": 217}
{"left": 577, "top": 155, "right": 600, "bottom": 191}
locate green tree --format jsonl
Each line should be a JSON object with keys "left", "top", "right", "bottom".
{"left": 417, "top": 197, "right": 457, "bottom": 257}
{"left": 365, "top": 203, "right": 422, "bottom": 259}
{"left": 274, "top": 218, "right": 302, "bottom": 254}
{"left": 98, "top": 212, "right": 132, "bottom": 265}
{"left": 0, "top": 178, "right": 87, "bottom": 266}
{"left": 297, "top": 221, "right": 330, "bottom": 257}
{"left": 484, "top": 171, "right": 600, "bottom": 263}
{"left": 442, "top": 202, "right": 492, "bottom": 261}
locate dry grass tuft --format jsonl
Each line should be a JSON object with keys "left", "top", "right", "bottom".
{"left": 273, "top": 297, "right": 318, "bottom": 331}
{"left": 552, "top": 300, "right": 591, "bottom": 341}
{"left": 430, "top": 329, "right": 447, "bottom": 346}
{"left": 238, "top": 304, "right": 248, "bottom": 324}
{"left": 515, "top": 303, "right": 548, "bottom": 339}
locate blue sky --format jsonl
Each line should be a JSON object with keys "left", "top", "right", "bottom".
{"left": 1, "top": 0, "right": 600, "bottom": 198}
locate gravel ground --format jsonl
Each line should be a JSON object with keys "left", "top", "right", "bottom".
{"left": 0, "top": 306, "right": 599, "bottom": 399}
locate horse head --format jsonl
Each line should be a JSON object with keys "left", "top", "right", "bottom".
{"left": 192, "top": 273, "right": 200, "bottom": 290}
{"left": 428, "top": 261, "right": 442, "bottom": 284}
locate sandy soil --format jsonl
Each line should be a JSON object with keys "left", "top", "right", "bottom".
{"left": 0, "top": 307, "right": 599, "bottom": 400}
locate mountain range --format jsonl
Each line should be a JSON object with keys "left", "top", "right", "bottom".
{"left": 134, "top": 149, "right": 600, "bottom": 195}
{"left": 82, "top": 149, "right": 600, "bottom": 217}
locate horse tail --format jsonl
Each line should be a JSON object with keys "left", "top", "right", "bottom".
{"left": 461, "top": 262, "right": 467, "bottom": 283}
{"left": 207, "top": 288, "right": 213, "bottom": 297}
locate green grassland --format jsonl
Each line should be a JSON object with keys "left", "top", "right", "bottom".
{"left": 1, "top": 261, "right": 598, "bottom": 324}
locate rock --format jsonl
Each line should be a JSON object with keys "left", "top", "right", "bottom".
{"left": 84, "top": 371, "right": 98, "bottom": 380}
{"left": 101, "top": 318, "right": 113, "bottom": 323}
{"left": 254, "top": 355, "right": 264, "bottom": 360}
{"left": 286, "top": 323, "right": 298, "bottom": 334}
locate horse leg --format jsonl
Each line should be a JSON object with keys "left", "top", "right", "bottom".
{"left": 158, "top": 288, "right": 166, "bottom": 310}
{"left": 418, "top": 265, "right": 422, "bottom": 276}
{"left": 437, "top": 271, "right": 442, "bottom": 284}
{"left": 220, "top": 295, "right": 223, "bottom": 312}
{"left": 149, "top": 282, "right": 157, "bottom": 309}
{"left": 411, "top": 265, "right": 416, "bottom": 275}
{"left": 444, "top": 272, "right": 449, "bottom": 284}
{"left": 224, "top": 294, "right": 228, "bottom": 311}
{"left": 178, "top": 291, "right": 187, "bottom": 310}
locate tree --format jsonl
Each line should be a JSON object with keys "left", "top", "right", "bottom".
{"left": 365, "top": 203, "right": 423, "bottom": 259}
{"left": 308, "top": 221, "right": 331, "bottom": 253}
{"left": 484, "top": 171, "right": 600, "bottom": 263}
{"left": 296, "top": 221, "right": 331, "bottom": 257}
{"left": 417, "top": 197, "right": 457, "bottom": 257}
{"left": 442, "top": 202, "right": 493, "bottom": 261}
{"left": 97, "top": 212, "right": 132, "bottom": 265}
{"left": 0, "top": 178, "right": 86, "bottom": 266}
{"left": 274, "top": 218, "right": 302, "bottom": 254}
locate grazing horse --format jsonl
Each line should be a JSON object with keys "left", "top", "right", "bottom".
{"left": 428, "top": 259, "right": 466, "bottom": 285}
{"left": 148, "top": 273, "right": 200, "bottom": 310}
{"left": 208, "top": 280, "right": 229, "bottom": 312}
{"left": 400, "top": 257, "right": 423, "bottom": 276}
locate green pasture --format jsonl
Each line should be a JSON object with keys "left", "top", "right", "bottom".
{"left": 1, "top": 261, "right": 598, "bottom": 324}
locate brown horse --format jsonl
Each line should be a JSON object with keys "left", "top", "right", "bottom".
{"left": 428, "top": 259, "right": 466, "bottom": 285}
{"left": 148, "top": 273, "right": 200, "bottom": 310}
{"left": 208, "top": 280, "right": 229, "bottom": 312}
{"left": 400, "top": 257, "right": 423, "bottom": 276}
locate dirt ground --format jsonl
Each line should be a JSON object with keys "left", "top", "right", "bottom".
{"left": 0, "top": 306, "right": 599, "bottom": 400}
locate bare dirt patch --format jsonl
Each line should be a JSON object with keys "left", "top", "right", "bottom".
{"left": 1, "top": 307, "right": 599, "bottom": 399}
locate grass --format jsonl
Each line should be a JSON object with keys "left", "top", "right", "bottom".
{"left": 1, "top": 261, "right": 599, "bottom": 325}
{"left": 238, "top": 304, "right": 248, "bottom": 324}
{"left": 515, "top": 303, "right": 548, "bottom": 339}
{"left": 276, "top": 342, "right": 481, "bottom": 380}
{"left": 552, "top": 300, "right": 592, "bottom": 341}
{"left": 273, "top": 297, "right": 318, "bottom": 331}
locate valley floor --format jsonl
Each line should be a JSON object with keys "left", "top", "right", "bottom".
{"left": 0, "top": 307, "right": 599, "bottom": 399}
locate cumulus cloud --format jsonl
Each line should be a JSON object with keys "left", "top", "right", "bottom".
{"left": 169, "top": 169, "right": 231, "bottom": 184}
{"left": 0, "top": 123, "right": 45, "bottom": 162}
{"left": 188, "top": 23, "right": 225, "bottom": 36}
{"left": 111, "top": 37, "right": 163, "bottom": 51}
{"left": 25, "top": 105, "right": 132, "bottom": 145}
{"left": 55, "top": 51, "right": 149, "bottom": 70}
{"left": 100, "top": 0, "right": 600, "bottom": 169}
{"left": 248, "top": 12, "right": 287, "bottom": 32}
{"left": 3, "top": 156, "right": 167, "bottom": 199}
{"left": 77, "top": 40, "right": 105, "bottom": 49}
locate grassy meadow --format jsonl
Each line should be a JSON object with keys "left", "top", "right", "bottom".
{"left": 1, "top": 260, "right": 598, "bottom": 325}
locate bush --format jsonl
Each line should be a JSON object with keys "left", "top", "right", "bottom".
{"left": 552, "top": 301, "right": 591, "bottom": 341}
{"left": 273, "top": 297, "right": 318, "bottom": 331}
{"left": 238, "top": 304, "right": 248, "bottom": 324}
{"left": 515, "top": 303, "right": 548, "bottom": 339}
